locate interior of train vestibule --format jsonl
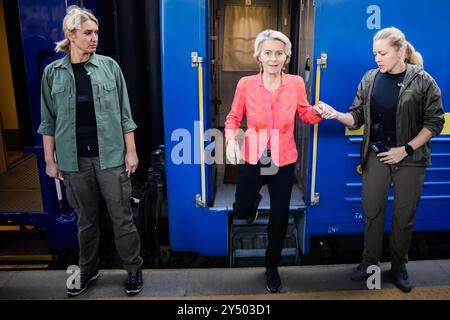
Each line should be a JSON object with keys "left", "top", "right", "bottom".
{"left": 0, "top": 0, "right": 19, "bottom": 173}
{"left": 0, "top": 0, "right": 42, "bottom": 213}
{"left": 209, "top": 0, "right": 316, "bottom": 211}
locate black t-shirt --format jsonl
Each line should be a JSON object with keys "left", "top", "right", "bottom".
{"left": 370, "top": 70, "right": 406, "bottom": 147}
{"left": 71, "top": 62, "right": 99, "bottom": 157}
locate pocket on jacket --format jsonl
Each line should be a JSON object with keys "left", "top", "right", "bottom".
{"left": 401, "top": 89, "right": 423, "bottom": 106}
{"left": 100, "top": 80, "right": 118, "bottom": 112}
{"left": 412, "top": 145, "right": 429, "bottom": 164}
{"left": 51, "top": 83, "right": 70, "bottom": 118}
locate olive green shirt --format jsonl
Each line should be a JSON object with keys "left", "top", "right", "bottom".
{"left": 38, "top": 53, "right": 137, "bottom": 171}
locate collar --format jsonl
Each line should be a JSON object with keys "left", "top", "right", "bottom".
{"left": 403, "top": 63, "right": 421, "bottom": 84}
{"left": 256, "top": 71, "right": 288, "bottom": 87}
{"left": 367, "top": 63, "right": 420, "bottom": 86}
{"left": 398, "top": 63, "right": 421, "bottom": 97}
{"left": 55, "top": 52, "right": 100, "bottom": 69}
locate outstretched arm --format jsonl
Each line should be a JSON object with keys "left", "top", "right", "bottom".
{"left": 297, "top": 77, "right": 323, "bottom": 124}
{"left": 319, "top": 75, "right": 368, "bottom": 128}
{"left": 318, "top": 102, "right": 355, "bottom": 127}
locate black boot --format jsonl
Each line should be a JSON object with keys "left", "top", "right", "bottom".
{"left": 265, "top": 268, "right": 281, "bottom": 293}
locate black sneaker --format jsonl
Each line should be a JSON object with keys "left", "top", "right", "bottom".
{"left": 390, "top": 269, "right": 412, "bottom": 293}
{"left": 265, "top": 269, "right": 281, "bottom": 293}
{"left": 247, "top": 193, "right": 262, "bottom": 224}
{"left": 350, "top": 263, "right": 371, "bottom": 281}
{"left": 126, "top": 269, "right": 143, "bottom": 295}
{"left": 67, "top": 269, "right": 100, "bottom": 297}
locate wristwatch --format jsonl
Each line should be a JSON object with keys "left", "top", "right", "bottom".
{"left": 404, "top": 143, "right": 414, "bottom": 156}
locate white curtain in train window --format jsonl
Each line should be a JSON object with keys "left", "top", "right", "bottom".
{"left": 222, "top": 5, "right": 272, "bottom": 71}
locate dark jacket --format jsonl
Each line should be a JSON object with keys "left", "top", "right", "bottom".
{"left": 347, "top": 64, "right": 445, "bottom": 169}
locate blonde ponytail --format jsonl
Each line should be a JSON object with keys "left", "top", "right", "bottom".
{"left": 55, "top": 38, "right": 71, "bottom": 53}
{"left": 405, "top": 41, "right": 423, "bottom": 66}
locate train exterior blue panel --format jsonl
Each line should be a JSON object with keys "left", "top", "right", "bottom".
{"left": 4, "top": 0, "right": 79, "bottom": 254}
{"left": 304, "top": 0, "right": 450, "bottom": 254}
{"left": 160, "top": 0, "right": 227, "bottom": 256}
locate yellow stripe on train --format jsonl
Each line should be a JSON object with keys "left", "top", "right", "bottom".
{"left": 345, "top": 113, "right": 450, "bottom": 135}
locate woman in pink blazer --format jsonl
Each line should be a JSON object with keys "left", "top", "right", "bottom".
{"left": 225, "top": 29, "right": 323, "bottom": 293}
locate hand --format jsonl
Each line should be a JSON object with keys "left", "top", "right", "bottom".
{"left": 226, "top": 139, "right": 241, "bottom": 165}
{"left": 46, "top": 161, "right": 64, "bottom": 180}
{"left": 125, "top": 150, "right": 139, "bottom": 177}
{"left": 318, "top": 101, "right": 339, "bottom": 119}
{"left": 378, "top": 147, "right": 408, "bottom": 164}
{"left": 320, "top": 102, "right": 339, "bottom": 119}
{"left": 313, "top": 104, "right": 323, "bottom": 116}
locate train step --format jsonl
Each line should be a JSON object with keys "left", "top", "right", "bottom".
{"left": 232, "top": 214, "right": 296, "bottom": 225}
{"left": 0, "top": 254, "right": 52, "bottom": 270}
{"left": 230, "top": 213, "right": 302, "bottom": 267}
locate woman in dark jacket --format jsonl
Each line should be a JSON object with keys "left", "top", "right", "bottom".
{"left": 319, "top": 27, "right": 445, "bottom": 293}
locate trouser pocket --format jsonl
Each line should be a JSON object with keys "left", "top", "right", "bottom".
{"left": 63, "top": 179, "right": 79, "bottom": 211}
{"left": 119, "top": 171, "right": 132, "bottom": 203}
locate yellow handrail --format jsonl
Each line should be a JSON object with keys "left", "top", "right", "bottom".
{"left": 310, "top": 64, "right": 321, "bottom": 205}
{"left": 198, "top": 63, "right": 206, "bottom": 207}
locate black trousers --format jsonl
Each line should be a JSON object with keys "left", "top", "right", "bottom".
{"left": 233, "top": 159, "right": 295, "bottom": 271}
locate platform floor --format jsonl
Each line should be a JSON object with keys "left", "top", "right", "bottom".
{"left": 1, "top": 259, "right": 450, "bottom": 299}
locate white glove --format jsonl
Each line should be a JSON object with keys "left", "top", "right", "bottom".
{"left": 226, "top": 139, "right": 241, "bottom": 165}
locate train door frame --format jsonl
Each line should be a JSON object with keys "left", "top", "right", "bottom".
{"left": 208, "top": 0, "right": 314, "bottom": 208}
{"left": 207, "top": 0, "right": 319, "bottom": 263}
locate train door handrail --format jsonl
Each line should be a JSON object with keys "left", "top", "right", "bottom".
{"left": 192, "top": 52, "right": 206, "bottom": 207}
{"left": 310, "top": 53, "right": 327, "bottom": 206}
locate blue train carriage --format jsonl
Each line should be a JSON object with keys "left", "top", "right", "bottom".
{"left": 160, "top": 0, "right": 449, "bottom": 266}
{"left": 1, "top": 0, "right": 448, "bottom": 267}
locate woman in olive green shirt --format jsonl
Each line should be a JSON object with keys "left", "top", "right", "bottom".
{"left": 38, "top": 6, "right": 143, "bottom": 297}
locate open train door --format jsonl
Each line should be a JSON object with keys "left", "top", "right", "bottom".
{"left": 304, "top": 0, "right": 450, "bottom": 256}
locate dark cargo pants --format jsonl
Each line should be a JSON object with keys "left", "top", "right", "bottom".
{"left": 361, "top": 151, "right": 426, "bottom": 272}
{"left": 63, "top": 157, "right": 143, "bottom": 274}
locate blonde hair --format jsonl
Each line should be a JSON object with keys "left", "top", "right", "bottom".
{"left": 55, "top": 5, "right": 99, "bottom": 53}
{"left": 373, "top": 27, "right": 423, "bottom": 66}
{"left": 254, "top": 29, "right": 292, "bottom": 65}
